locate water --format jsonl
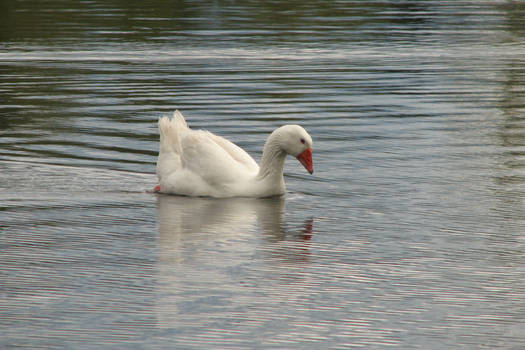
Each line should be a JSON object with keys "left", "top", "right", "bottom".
{"left": 2, "top": 1, "right": 525, "bottom": 348}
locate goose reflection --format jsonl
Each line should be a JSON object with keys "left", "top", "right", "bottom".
{"left": 155, "top": 195, "right": 314, "bottom": 329}
{"left": 156, "top": 194, "right": 313, "bottom": 245}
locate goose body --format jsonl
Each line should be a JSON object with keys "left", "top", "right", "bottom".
{"left": 155, "top": 110, "right": 313, "bottom": 198}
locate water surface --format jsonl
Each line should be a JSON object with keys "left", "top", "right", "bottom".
{"left": 2, "top": 1, "right": 525, "bottom": 349}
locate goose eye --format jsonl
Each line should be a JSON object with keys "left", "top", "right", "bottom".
{"left": 300, "top": 138, "right": 306, "bottom": 144}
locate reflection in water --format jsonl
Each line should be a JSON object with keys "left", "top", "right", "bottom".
{"left": 157, "top": 194, "right": 284, "bottom": 240}
{"left": 155, "top": 194, "right": 314, "bottom": 330}
{"left": 156, "top": 194, "right": 314, "bottom": 243}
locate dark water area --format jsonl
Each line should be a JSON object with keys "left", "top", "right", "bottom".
{"left": 2, "top": 1, "right": 525, "bottom": 348}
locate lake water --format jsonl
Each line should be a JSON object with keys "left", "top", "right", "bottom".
{"left": 2, "top": 1, "right": 525, "bottom": 348}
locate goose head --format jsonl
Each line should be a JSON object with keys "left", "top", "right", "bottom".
{"left": 273, "top": 124, "right": 314, "bottom": 174}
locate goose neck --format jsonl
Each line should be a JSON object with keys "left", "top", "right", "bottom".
{"left": 258, "top": 138, "right": 286, "bottom": 180}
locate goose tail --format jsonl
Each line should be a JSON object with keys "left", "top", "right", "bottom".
{"left": 158, "top": 110, "right": 188, "bottom": 155}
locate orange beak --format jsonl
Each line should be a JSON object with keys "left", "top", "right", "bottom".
{"left": 296, "top": 147, "right": 313, "bottom": 174}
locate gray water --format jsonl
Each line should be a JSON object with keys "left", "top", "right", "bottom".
{"left": 2, "top": 1, "right": 525, "bottom": 349}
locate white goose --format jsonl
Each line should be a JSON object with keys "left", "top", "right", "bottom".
{"left": 154, "top": 110, "right": 313, "bottom": 198}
